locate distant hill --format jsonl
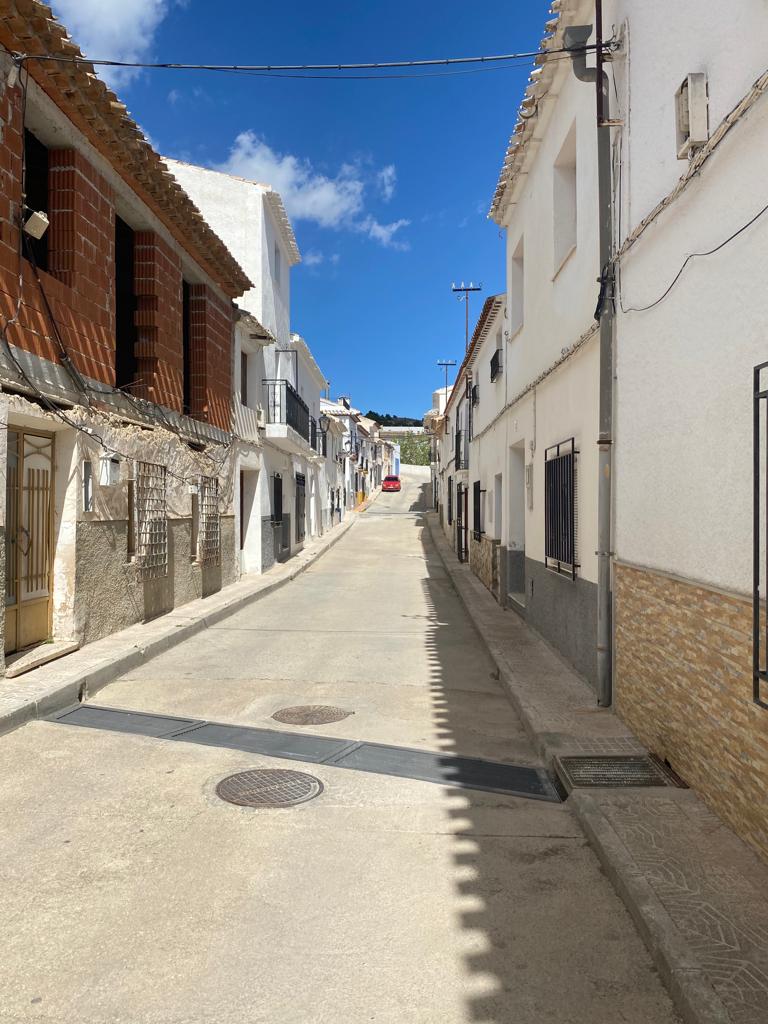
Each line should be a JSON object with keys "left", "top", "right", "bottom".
{"left": 365, "top": 410, "right": 423, "bottom": 427}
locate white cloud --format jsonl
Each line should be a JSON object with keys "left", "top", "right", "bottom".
{"left": 220, "top": 132, "right": 364, "bottom": 229}
{"left": 167, "top": 88, "right": 181, "bottom": 105}
{"left": 51, "top": 0, "right": 171, "bottom": 88}
{"left": 376, "top": 164, "right": 397, "bottom": 202}
{"left": 356, "top": 216, "right": 411, "bottom": 251}
{"left": 218, "top": 133, "right": 409, "bottom": 250}
{"left": 330, "top": 254, "right": 341, "bottom": 265}
{"left": 304, "top": 251, "right": 324, "bottom": 267}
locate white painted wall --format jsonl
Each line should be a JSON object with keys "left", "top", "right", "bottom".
{"left": 165, "top": 160, "right": 295, "bottom": 345}
{"left": 606, "top": 0, "right": 768, "bottom": 595}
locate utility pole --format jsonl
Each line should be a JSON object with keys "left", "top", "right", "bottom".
{"left": 451, "top": 281, "right": 482, "bottom": 351}
{"left": 437, "top": 359, "right": 457, "bottom": 395}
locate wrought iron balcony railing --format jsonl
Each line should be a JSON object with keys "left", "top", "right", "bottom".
{"left": 262, "top": 379, "right": 310, "bottom": 442}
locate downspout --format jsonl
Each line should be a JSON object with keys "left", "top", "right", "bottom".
{"left": 564, "top": 12, "right": 614, "bottom": 707}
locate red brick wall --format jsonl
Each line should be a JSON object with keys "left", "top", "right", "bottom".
{"left": 0, "top": 78, "right": 117, "bottom": 385}
{"left": 0, "top": 76, "right": 234, "bottom": 428}
{"left": 188, "top": 284, "right": 233, "bottom": 430}
{"left": 133, "top": 231, "right": 183, "bottom": 412}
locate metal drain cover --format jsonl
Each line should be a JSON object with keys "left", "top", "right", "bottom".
{"left": 216, "top": 769, "right": 323, "bottom": 808}
{"left": 272, "top": 705, "right": 352, "bottom": 726}
{"left": 555, "top": 755, "right": 677, "bottom": 791}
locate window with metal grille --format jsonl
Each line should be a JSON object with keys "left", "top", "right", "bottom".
{"left": 198, "top": 476, "right": 221, "bottom": 565}
{"left": 133, "top": 461, "right": 168, "bottom": 580}
{"left": 473, "top": 480, "right": 483, "bottom": 541}
{"left": 544, "top": 438, "right": 578, "bottom": 579}
{"left": 490, "top": 349, "right": 503, "bottom": 382}
{"left": 447, "top": 475, "right": 453, "bottom": 525}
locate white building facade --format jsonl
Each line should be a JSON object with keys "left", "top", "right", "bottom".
{"left": 167, "top": 160, "right": 345, "bottom": 575}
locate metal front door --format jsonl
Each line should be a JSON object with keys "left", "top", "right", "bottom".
{"left": 295, "top": 473, "right": 306, "bottom": 543}
{"left": 455, "top": 483, "right": 469, "bottom": 563}
{"left": 5, "top": 430, "right": 54, "bottom": 654}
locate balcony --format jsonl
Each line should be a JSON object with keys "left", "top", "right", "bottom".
{"left": 262, "top": 379, "right": 314, "bottom": 456}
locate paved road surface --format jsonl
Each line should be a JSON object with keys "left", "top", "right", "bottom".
{"left": 0, "top": 466, "right": 679, "bottom": 1023}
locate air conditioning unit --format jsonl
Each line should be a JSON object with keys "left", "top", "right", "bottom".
{"left": 256, "top": 405, "right": 266, "bottom": 428}
{"left": 675, "top": 73, "right": 708, "bottom": 159}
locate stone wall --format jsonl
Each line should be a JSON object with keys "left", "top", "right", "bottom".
{"left": 470, "top": 533, "right": 499, "bottom": 598}
{"left": 614, "top": 561, "right": 768, "bottom": 864}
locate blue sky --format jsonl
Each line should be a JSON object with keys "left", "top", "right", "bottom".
{"left": 52, "top": 0, "right": 550, "bottom": 417}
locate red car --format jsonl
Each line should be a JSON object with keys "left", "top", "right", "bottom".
{"left": 382, "top": 475, "right": 401, "bottom": 492}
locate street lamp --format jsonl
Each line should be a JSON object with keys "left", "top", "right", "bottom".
{"left": 319, "top": 413, "right": 330, "bottom": 433}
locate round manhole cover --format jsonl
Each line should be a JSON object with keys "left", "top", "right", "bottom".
{"left": 271, "top": 705, "right": 352, "bottom": 726}
{"left": 216, "top": 769, "right": 323, "bottom": 808}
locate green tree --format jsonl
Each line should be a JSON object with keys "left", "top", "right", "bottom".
{"left": 399, "top": 435, "right": 431, "bottom": 466}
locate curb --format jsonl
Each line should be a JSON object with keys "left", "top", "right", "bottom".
{"left": 0, "top": 513, "right": 357, "bottom": 739}
{"left": 423, "top": 513, "right": 732, "bottom": 1024}
{"left": 570, "top": 792, "right": 730, "bottom": 1024}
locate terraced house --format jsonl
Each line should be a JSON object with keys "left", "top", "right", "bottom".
{"left": 0, "top": 2, "right": 252, "bottom": 676}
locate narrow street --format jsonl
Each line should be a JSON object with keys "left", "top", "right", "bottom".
{"left": 0, "top": 467, "right": 678, "bottom": 1024}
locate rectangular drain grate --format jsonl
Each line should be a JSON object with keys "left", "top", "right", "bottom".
{"left": 555, "top": 755, "right": 678, "bottom": 791}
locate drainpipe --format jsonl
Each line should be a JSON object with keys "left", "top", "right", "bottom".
{"left": 564, "top": 11, "right": 614, "bottom": 707}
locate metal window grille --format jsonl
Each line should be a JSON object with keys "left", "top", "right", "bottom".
{"left": 753, "top": 362, "right": 768, "bottom": 708}
{"left": 473, "top": 480, "right": 484, "bottom": 541}
{"left": 447, "top": 475, "right": 453, "bottom": 525}
{"left": 472, "top": 383, "right": 480, "bottom": 405}
{"left": 490, "top": 349, "right": 503, "bottom": 382}
{"left": 544, "top": 438, "right": 578, "bottom": 579}
{"left": 198, "top": 475, "right": 221, "bottom": 566}
{"left": 134, "top": 461, "right": 168, "bottom": 580}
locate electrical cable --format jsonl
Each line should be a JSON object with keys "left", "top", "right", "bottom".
{"left": 16, "top": 44, "right": 601, "bottom": 76}
{"left": 619, "top": 199, "right": 768, "bottom": 313}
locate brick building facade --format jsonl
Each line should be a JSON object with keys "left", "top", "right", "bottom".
{"left": 0, "top": 1, "right": 251, "bottom": 673}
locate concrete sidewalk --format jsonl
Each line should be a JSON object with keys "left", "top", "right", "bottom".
{"left": 0, "top": 512, "right": 359, "bottom": 740}
{"left": 426, "top": 512, "right": 768, "bottom": 1024}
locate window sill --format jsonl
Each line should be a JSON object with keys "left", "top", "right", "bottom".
{"left": 552, "top": 243, "right": 577, "bottom": 282}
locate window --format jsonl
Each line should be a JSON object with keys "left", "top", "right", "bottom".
{"left": 127, "top": 479, "right": 135, "bottom": 560}
{"left": 509, "top": 236, "right": 524, "bottom": 335}
{"left": 23, "top": 129, "right": 49, "bottom": 270}
{"left": 241, "top": 350, "right": 249, "bottom": 407}
{"left": 133, "top": 461, "right": 168, "bottom": 580}
{"left": 553, "top": 124, "right": 577, "bottom": 272}
{"left": 473, "top": 480, "right": 483, "bottom": 541}
{"left": 198, "top": 475, "right": 221, "bottom": 565}
{"left": 447, "top": 475, "right": 453, "bottom": 525}
{"left": 191, "top": 490, "right": 199, "bottom": 559}
{"left": 182, "top": 280, "right": 192, "bottom": 414}
{"left": 490, "top": 349, "right": 503, "bottom": 382}
{"left": 544, "top": 438, "right": 578, "bottom": 579}
{"left": 272, "top": 473, "right": 283, "bottom": 523}
{"left": 82, "top": 460, "right": 93, "bottom": 512}
{"left": 274, "top": 241, "right": 282, "bottom": 286}
{"left": 115, "top": 216, "right": 138, "bottom": 390}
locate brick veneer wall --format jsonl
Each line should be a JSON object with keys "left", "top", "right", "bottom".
{"left": 188, "top": 284, "right": 233, "bottom": 431}
{"left": 614, "top": 561, "right": 768, "bottom": 864}
{"left": 133, "top": 231, "right": 183, "bottom": 412}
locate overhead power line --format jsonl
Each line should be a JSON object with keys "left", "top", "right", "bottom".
{"left": 12, "top": 43, "right": 600, "bottom": 77}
